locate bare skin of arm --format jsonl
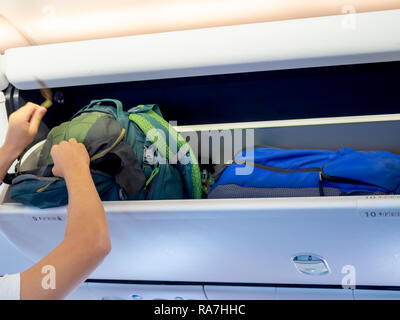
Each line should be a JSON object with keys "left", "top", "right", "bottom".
{"left": 20, "top": 139, "right": 111, "bottom": 299}
{"left": 0, "top": 103, "right": 46, "bottom": 181}
{"left": 0, "top": 103, "right": 111, "bottom": 300}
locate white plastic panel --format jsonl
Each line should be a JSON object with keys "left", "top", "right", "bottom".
{"left": 204, "top": 286, "right": 276, "bottom": 300}
{"left": 276, "top": 287, "right": 353, "bottom": 300}
{"left": 353, "top": 289, "right": 400, "bottom": 300}
{"left": 0, "top": 196, "right": 400, "bottom": 286}
{"left": 65, "top": 284, "right": 400, "bottom": 300}
{"left": 0, "top": 57, "right": 9, "bottom": 90}
{"left": 4, "top": 10, "right": 400, "bottom": 89}
{"left": 0, "top": 92, "right": 33, "bottom": 275}
{"left": 66, "top": 282, "right": 206, "bottom": 300}
{"left": 0, "top": 92, "right": 17, "bottom": 204}
{"left": 0, "top": 92, "right": 7, "bottom": 145}
{"left": 64, "top": 283, "right": 92, "bottom": 300}
{"left": 0, "top": 92, "right": 7, "bottom": 199}
{"left": 180, "top": 115, "right": 400, "bottom": 158}
{"left": 2, "top": 0, "right": 398, "bottom": 54}
{"left": 0, "top": 232, "right": 33, "bottom": 275}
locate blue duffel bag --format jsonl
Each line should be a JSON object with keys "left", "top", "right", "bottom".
{"left": 208, "top": 147, "right": 400, "bottom": 199}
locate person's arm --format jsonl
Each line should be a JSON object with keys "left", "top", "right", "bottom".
{"left": 0, "top": 102, "right": 46, "bottom": 181}
{"left": 0, "top": 144, "right": 17, "bottom": 182}
{"left": 20, "top": 138, "right": 111, "bottom": 300}
{"left": 0, "top": 103, "right": 111, "bottom": 299}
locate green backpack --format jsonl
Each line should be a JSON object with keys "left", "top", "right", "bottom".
{"left": 7, "top": 99, "right": 202, "bottom": 208}
{"left": 63, "top": 99, "right": 202, "bottom": 200}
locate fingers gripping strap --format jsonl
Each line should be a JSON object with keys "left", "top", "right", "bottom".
{"left": 40, "top": 87, "right": 53, "bottom": 109}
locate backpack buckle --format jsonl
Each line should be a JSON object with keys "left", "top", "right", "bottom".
{"left": 143, "top": 144, "right": 158, "bottom": 166}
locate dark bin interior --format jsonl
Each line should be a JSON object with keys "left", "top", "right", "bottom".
{"left": 7, "top": 60, "right": 400, "bottom": 130}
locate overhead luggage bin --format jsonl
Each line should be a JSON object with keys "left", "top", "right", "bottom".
{"left": 1, "top": 94, "right": 400, "bottom": 286}
{"left": 1, "top": 0, "right": 398, "bottom": 53}
{"left": 1, "top": 9, "right": 400, "bottom": 90}
{"left": 1, "top": 194, "right": 400, "bottom": 286}
{"left": 0, "top": 9, "right": 400, "bottom": 292}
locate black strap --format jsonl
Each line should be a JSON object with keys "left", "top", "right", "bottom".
{"left": 2, "top": 166, "right": 53, "bottom": 185}
{"left": 3, "top": 173, "right": 16, "bottom": 185}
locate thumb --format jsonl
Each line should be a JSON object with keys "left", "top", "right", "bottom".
{"left": 29, "top": 107, "right": 47, "bottom": 133}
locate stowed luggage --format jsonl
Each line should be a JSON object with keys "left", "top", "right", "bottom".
{"left": 208, "top": 147, "right": 400, "bottom": 199}
{"left": 5, "top": 99, "right": 400, "bottom": 207}
{"left": 5, "top": 99, "right": 202, "bottom": 208}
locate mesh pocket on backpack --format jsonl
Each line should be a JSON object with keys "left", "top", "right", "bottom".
{"left": 208, "top": 184, "right": 342, "bottom": 199}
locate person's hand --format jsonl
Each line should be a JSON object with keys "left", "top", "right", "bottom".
{"left": 3, "top": 102, "right": 47, "bottom": 160}
{"left": 51, "top": 138, "right": 90, "bottom": 179}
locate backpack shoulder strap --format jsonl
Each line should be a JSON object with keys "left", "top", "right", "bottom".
{"left": 145, "top": 110, "right": 202, "bottom": 199}
{"left": 128, "top": 113, "right": 171, "bottom": 161}
{"left": 129, "top": 107, "right": 202, "bottom": 199}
